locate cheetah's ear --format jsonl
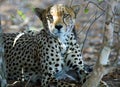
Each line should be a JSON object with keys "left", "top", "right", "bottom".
{"left": 72, "top": 5, "right": 80, "bottom": 16}
{"left": 34, "top": 8, "right": 45, "bottom": 20}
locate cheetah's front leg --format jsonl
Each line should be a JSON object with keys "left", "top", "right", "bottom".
{"left": 65, "top": 51, "right": 88, "bottom": 84}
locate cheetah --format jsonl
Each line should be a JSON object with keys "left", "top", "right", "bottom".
{"left": 3, "top": 4, "right": 108, "bottom": 87}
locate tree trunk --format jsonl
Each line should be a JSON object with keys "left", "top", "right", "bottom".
{"left": 82, "top": 0, "right": 118, "bottom": 87}
{"left": 0, "top": 15, "right": 7, "bottom": 87}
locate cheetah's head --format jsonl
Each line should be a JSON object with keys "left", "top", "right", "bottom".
{"left": 35, "top": 4, "right": 80, "bottom": 37}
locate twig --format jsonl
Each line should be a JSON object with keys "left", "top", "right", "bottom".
{"left": 25, "top": 75, "right": 33, "bottom": 87}
{"left": 77, "top": 12, "right": 96, "bottom": 34}
{"left": 69, "top": 0, "right": 73, "bottom": 7}
{"left": 7, "top": 81, "right": 21, "bottom": 86}
{"left": 78, "top": 10, "right": 99, "bottom": 34}
{"left": 81, "top": 12, "right": 104, "bottom": 52}
{"left": 13, "top": 33, "right": 25, "bottom": 47}
{"left": 85, "top": 1, "right": 105, "bottom": 12}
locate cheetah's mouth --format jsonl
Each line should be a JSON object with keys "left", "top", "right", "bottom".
{"left": 50, "top": 29, "right": 66, "bottom": 37}
{"left": 53, "top": 32, "right": 65, "bottom": 38}
{"left": 49, "top": 25, "right": 74, "bottom": 38}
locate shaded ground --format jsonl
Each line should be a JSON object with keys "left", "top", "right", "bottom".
{"left": 0, "top": 0, "right": 120, "bottom": 87}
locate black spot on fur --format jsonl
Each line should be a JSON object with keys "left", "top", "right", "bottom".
{"left": 56, "top": 58, "right": 59, "bottom": 61}
{"left": 51, "top": 53, "right": 54, "bottom": 56}
{"left": 49, "top": 62, "right": 52, "bottom": 65}
{"left": 55, "top": 64, "right": 59, "bottom": 67}
{"left": 78, "top": 61, "right": 82, "bottom": 64}
{"left": 49, "top": 67, "right": 52, "bottom": 70}
{"left": 71, "top": 55, "right": 75, "bottom": 57}
{"left": 72, "top": 65, "right": 77, "bottom": 69}
{"left": 74, "top": 58, "right": 78, "bottom": 60}
{"left": 67, "top": 60, "right": 71, "bottom": 66}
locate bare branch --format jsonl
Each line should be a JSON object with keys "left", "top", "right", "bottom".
{"left": 77, "top": 12, "right": 96, "bottom": 34}
{"left": 85, "top": 1, "right": 105, "bottom": 11}
{"left": 69, "top": 0, "right": 73, "bottom": 7}
{"left": 81, "top": 12, "right": 104, "bottom": 52}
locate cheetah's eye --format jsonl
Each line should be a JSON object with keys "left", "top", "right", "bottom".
{"left": 47, "top": 15, "right": 53, "bottom": 19}
{"left": 63, "top": 14, "right": 70, "bottom": 18}
{"left": 47, "top": 15, "right": 53, "bottom": 22}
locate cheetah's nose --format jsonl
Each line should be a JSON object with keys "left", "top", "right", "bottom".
{"left": 55, "top": 25, "right": 63, "bottom": 31}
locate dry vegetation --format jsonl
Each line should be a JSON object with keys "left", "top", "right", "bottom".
{"left": 0, "top": 0, "right": 120, "bottom": 87}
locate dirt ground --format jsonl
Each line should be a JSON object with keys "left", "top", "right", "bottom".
{"left": 0, "top": 0, "right": 120, "bottom": 87}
